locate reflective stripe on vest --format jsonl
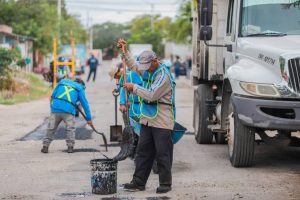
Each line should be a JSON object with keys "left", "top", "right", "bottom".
{"left": 129, "top": 72, "right": 142, "bottom": 117}
{"left": 120, "top": 72, "right": 142, "bottom": 118}
{"left": 57, "top": 85, "right": 75, "bottom": 102}
{"left": 58, "top": 67, "right": 67, "bottom": 76}
{"left": 140, "top": 65, "right": 176, "bottom": 120}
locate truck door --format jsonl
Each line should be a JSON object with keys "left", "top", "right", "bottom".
{"left": 224, "top": 0, "right": 238, "bottom": 72}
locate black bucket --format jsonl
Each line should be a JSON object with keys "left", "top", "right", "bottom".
{"left": 90, "top": 159, "right": 118, "bottom": 195}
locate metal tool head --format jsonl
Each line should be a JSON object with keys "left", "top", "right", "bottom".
{"left": 110, "top": 125, "right": 123, "bottom": 142}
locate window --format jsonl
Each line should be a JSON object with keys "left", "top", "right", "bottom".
{"left": 226, "top": 0, "right": 235, "bottom": 34}
{"left": 240, "top": 0, "right": 300, "bottom": 36}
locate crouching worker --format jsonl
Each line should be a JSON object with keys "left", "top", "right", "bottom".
{"left": 109, "top": 62, "right": 143, "bottom": 159}
{"left": 41, "top": 78, "right": 93, "bottom": 154}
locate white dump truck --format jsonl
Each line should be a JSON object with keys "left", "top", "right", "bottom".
{"left": 191, "top": 0, "right": 300, "bottom": 167}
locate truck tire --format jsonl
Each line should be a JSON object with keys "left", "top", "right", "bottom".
{"left": 194, "top": 84, "right": 213, "bottom": 144}
{"left": 227, "top": 106, "right": 255, "bottom": 167}
{"left": 214, "top": 133, "right": 227, "bottom": 144}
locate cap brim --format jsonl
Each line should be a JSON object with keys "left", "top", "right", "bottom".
{"left": 137, "top": 62, "right": 151, "bottom": 71}
{"left": 108, "top": 68, "right": 119, "bottom": 80}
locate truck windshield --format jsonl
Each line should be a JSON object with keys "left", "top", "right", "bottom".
{"left": 241, "top": 0, "right": 300, "bottom": 37}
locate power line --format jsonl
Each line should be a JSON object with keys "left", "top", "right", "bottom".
{"left": 66, "top": 4, "right": 178, "bottom": 12}
{"left": 65, "top": 1, "right": 179, "bottom": 8}
{"left": 64, "top": 0, "right": 180, "bottom": 5}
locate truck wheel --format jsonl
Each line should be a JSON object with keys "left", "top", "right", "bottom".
{"left": 227, "top": 107, "right": 255, "bottom": 167}
{"left": 214, "top": 133, "right": 227, "bottom": 144}
{"left": 194, "top": 84, "right": 213, "bottom": 144}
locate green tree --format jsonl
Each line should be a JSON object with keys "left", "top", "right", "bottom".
{"left": 12, "top": 0, "right": 58, "bottom": 54}
{"left": 128, "top": 15, "right": 172, "bottom": 57}
{"left": 0, "top": 47, "right": 21, "bottom": 90}
{"left": 93, "top": 22, "right": 129, "bottom": 50}
{"left": 60, "top": 15, "right": 87, "bottom": 45}
{"left": 169, "top": 0, "right": 192, "bottom": 44}
{"left": 0, "top": 0, "right": 87, "bottom": 55}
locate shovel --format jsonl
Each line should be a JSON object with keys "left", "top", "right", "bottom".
{"left": 112, "top": 49, "right": 135, "bottom": 161}
{"left": 110, "top": 93, "right": 123, "bottom": 142}
{"left": 77, "top": 108, "right": 108, "bottom": 152}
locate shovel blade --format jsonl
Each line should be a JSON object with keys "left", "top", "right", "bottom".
{"left": 110, "top": 125, "right": 122, "bottom": 142}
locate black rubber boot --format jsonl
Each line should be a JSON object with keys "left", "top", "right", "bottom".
{"left": 41, "top": 146, "right": 48, "bottom": 154}
{"left": 156, "top": 185, "right": 171, "bottom": 193}
{"left": 123, "top": 181, "right": 145, "bottom": 192}
{"left": 67, "top": 146, "right": 74, "bottom": 153}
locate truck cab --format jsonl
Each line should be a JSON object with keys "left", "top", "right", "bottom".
{"left": 192, "top": 0, "right": 300, "bottom": 167}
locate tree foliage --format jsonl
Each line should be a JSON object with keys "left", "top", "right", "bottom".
{"left": 127, "top": 15, "right": 172, "bottom": 57}
{"left": 0, "top": 0, "right": 87, "bottom": 55}
{"left": 93, "top": 22, "right": 128, "bottom": 50}
{"left": 169, "top": 0, "right": 192, "bottom": 44}
{"left": 91, "top": 0, "right": 192, "bottom": 57}
{"left": 0, "top": 47, "right": 21, "bottom": 75}
{"left": 0, "top": 47, "right": 21, "bottom": 90}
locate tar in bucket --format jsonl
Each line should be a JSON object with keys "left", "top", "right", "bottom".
{"left": 90, "top": 159, "right": 118, "bottom": 195}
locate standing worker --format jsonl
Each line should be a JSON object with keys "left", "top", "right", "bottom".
{"left": 56, "top": 56, "right": 71, "bottom": 82}
{"left": 86, "top": 54, "right": 100, "bottom": 82}
{"left": 41, "top": 78, "right": 93, "bottom": 153}
{"left": 117, "top": 39, "right": 176, "bottom": 194}
{"left": 109, "top": 62, "right": 143, "bottom": 159}
{"left": 173, "top": 55, "right": 181, "bottom": 79}
{"left": 185, "top": 56, "right": 192, "bottom": 80}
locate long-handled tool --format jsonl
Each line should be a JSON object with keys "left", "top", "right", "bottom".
{"left": 112, "top": 113, "right": 134, "bottom": 161}
{"left": 110, "top": 92, "right": 123, "bottom": 142}
{"left": 77, "top": 108, "right": 108, "bottom": 152}
{"left": 112, "top": 45, "right": 135, "bottom": 161}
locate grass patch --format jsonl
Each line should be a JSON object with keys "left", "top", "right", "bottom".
{"left": 0, "top": 72, "right": 50, "bottom": 105}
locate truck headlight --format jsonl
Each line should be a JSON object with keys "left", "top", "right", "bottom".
{"left": 240, "top": 82, "right": 280, "bottom": 97}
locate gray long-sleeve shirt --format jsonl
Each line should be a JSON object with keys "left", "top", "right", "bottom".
{"left": 124, "top": 52, "right": 175, "bottom": 130}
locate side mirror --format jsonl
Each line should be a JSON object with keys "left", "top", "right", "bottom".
{"left": 199, "top": 26, "right": 212, "bottom": 41}
{"left": 200, "top": 0, "right": 213, "bottom": 26}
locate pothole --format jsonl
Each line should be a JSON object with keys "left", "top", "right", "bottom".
{"left": 19, "top": 117, "right": 93, "bottom": 141}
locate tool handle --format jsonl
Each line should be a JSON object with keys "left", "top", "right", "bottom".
{"left": 90, "top": 124, "right": 108, "bottom": 152}
{"left": 77, "top": 108, "right": 108, "bottom": 152}
{"left": 121, "top": 47, "right": 130, "bottom": 120}
{"left": 100, "top": 152, "right": 110, "bottom": 160}
{"left": 115, "top": 95, "right": 118, "bottom": 126}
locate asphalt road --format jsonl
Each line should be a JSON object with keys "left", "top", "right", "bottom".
{"left": 0, "top": 61, "right": 299, "bottom": 200}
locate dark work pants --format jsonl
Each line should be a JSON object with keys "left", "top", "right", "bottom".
{"left": 133, "top": 124, "right": 173, "bottom": 186}
{"left": 87, "top": 68, "right": 97, "bottom": 82}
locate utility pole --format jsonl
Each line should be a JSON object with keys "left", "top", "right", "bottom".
{"left": 142, "top": 0, "right": 155, "bottom": 32}
{"left": 150, "top": 3, "right": 154, "bottom": 32}
{"left": 86, "top": 12, "right": 93, "bottom": 53}
{"left": 57, "top": 0, "right": 61, "bottom": 45}
{"left": 90, "top": 19, "right": 93, "bottom": 52}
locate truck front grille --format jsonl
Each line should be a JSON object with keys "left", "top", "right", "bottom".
{"left": 288, "top": 58, "right": 300, "bottom": 93}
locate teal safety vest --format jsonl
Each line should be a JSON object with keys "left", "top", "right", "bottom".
{"left": 119, "top": 70, "right": 143, "bottom": 118}
{"left": 57, "top": 66, "right": 67, "bottom": 77}
{"left": 140, "top": 64, "right": 176, "bottom": 121}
